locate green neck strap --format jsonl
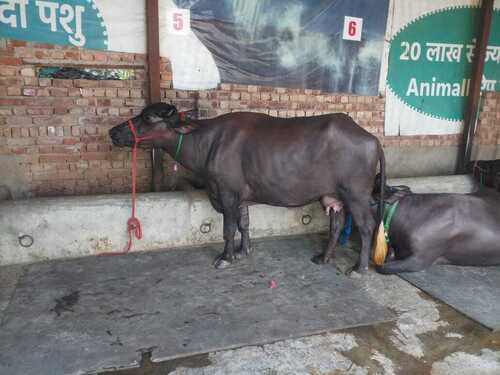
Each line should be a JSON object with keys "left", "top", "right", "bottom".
{"left": 174, "top": 133, "right": 184, "bottom": 161}
{"left": 383, "top": 201, "right": 399, "bottom": 243}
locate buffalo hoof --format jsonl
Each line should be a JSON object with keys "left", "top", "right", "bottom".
{"left": 311, "top": 254, "right": 333, "bottom": 265}
{"left": 375, "top": 265, "right": 389, "bottom": 274}
{"left": 213, "top": 254, "right": 234, "bottom": 269}
{"left": 346, "top": 264, "right": 368, "bottom": 275}
{"left": 234, "top": 247, "right": 251, "bottom": 260}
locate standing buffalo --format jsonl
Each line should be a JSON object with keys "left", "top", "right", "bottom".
{"left": 373, "top": 184, "right": 500, "bottom": 273}
{"left": 109, "top": 103, "right": 385, "bottom": 272}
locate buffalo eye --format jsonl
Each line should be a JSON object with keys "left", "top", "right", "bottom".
{"left": 160, "top": 107, "right": 176, "bottom": 118}
{"left": 144, "top": 112, "right": 162, "bottom": 123}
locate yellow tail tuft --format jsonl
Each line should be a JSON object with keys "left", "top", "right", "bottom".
{"left": 372, "top": 222, "right": 388, "bottom": 266}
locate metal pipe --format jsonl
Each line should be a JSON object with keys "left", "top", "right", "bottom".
{"left": 457, "top": 0, "right": 494, "bottom": 173}
{"left": 146, "top": 0, "right": 164, "bottom": 192}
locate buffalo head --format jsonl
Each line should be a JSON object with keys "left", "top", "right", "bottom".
{"left": 109, "top": 102, "right": 180, "bottom": 147}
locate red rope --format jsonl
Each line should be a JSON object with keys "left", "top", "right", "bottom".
{"left": 98, "top": 120, "right": 153, "bottom": 256}
{"left": 99, "top": 114, "right": 187, "bottom": 256}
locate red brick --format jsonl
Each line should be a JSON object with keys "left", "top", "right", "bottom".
{"left": 100, "top": 160, "right": 112, "bottom": 168}
{"left": 20, "top": 67, "right": 35, "bottom": 76}
{"left": 39, "top": 78, "right": 52, "bottom": 87}
{"left": 15, "top": 47, "right": 35, "bottom": 58}
{"left": 10, "top": 128, "right": 21, "bottom": 138}
{"left": 37, "top": 137, "right": 63, "bottom": 145}
{"left": 100, "top": 80, "right": 126, "bottom": 88}
{"left": 24, "top": 77, "right": 38, "bottom": 86}
{"left": 81, "top": 152, "right": 109, "bottom": 160}
{"left": 7, "top": 138, "right": 35, "bottom": 146}
{"left": 0, "top": 57, "right": 23, "bottom": 65}
{"left": 36, "top": 88, "right": 50, "bottom": 97}
{"left": 64, "top": 51, "right": 80, "bottom": 60}
{"left": 23, "top": 88, "right": 36, "bottom": 96}
{"left": 52, "top": 79, "right": 73, "bottom": 88}
{"left": 27, "top": 107, "right": 53, "bottom": 115}
{"left": 130, "top": 89, "right": 142, "bottom": 98}
{"left": 52, "top": 145, "right": 78, "bottom": 153}
{"left": 7, "top": 87, "right": 21, "bottom": 96}
{"left": 0, "top": 66, "right": 18, "bottom": 76}
{"left": 96, "top": 98, "right": 112, "bottom": 107}
{"left": 105, "top": 88, "right": 117, "bottom": 97}
{"left": 93, "top": 88, "right": 105, "bottom": 97}
{"left": 93, "top": 52, "right": 107, "bottom": 62}
{"left": 50, "top": 87, "right": 68, "bottom": 96}
{"left": 67, "top": 88, "right": 81, "bottom": 96}
{"left": 74, "top": 79, "right": 99, "bottom": 88}
{"left": 6, "top": 116, "right": 32, "bottom": 126}
{"left": 33, "top": 116, "right": 63, "bottom": 126}
{"left": 29, "top": 127, "right": 39, "bottom": 137}
{"left": 80, "top": 88, "right": 94, "bottom": 97}
{"left": 39, "top": 154, "right": 80, "bottom": 163}
{"left": 10, "top": 40, "right": 27, "bottom": 47}
{"left": 125, "top": 98, "right": 146, "bottom": 106}
{"left": 63, "top": 138, "right": 79, "bottom": 145}
{"left": 134, "top": 54, "right": 146, "bottom": 64}
{"left": 20, "top": 128, "right": 30, "bottom": 137}
{"left": 117, "top": 89, "right": 130, "bottom": 98}
{"left": 54, "top": 106, "right": 68, "bottom": 115}
{"left": 48, "top": 50, "right": 65, "bottom": 59}
{"left": 9, "top": 146, "right": 27, "bottom": 154}
{"left": 80, "top": 50, "right": 94, "bottom": 61}
{"left": 85, "top": 143, "right": 99, "bottom": 152}
{"left": 38, "top": 146, "right": 53, "bottom": 153}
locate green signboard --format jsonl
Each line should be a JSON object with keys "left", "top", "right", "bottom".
{"left": 0, "top": 0, "right": 108, "bottom": 50}
{"left": 386, "top": 6, "right": 500, "bottom": 122}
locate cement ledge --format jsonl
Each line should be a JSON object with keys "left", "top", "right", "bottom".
{"left": 0, "top": 175, "right": 477, "bottom": 266}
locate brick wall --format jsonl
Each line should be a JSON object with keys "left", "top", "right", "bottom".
{"left": 475, "top": 92, "right": 500, "bottom": 146}
{"left": 0, "top": 38, "right": 499, "bottom": 198}
{"left": 0, "top": 39, "right": 151, "bottom": 197}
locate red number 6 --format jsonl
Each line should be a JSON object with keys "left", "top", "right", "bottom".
{"left": 348, "top": 21, "right": 357, "bottom": 36}
{"left": 173, "top": 13, "right": 183, "bottom": 30}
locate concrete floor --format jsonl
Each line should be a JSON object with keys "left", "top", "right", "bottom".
{"left": 100, "top": 270, "right": 500, "bottom": 375}
{"left": 2, "top": 235, "right": 500, "bottom": 375}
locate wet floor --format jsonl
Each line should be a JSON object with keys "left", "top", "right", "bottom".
{"left": 101, "top": 297, "right": 500, "bottom": 375}
{"left": 99, "top": 259, "right": 500, "bottom": 374}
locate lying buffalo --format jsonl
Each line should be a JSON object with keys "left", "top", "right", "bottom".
{"left": 109, "top": 103, "right": 385, "bottom": 272}
{"left": 373, "top": 184, "right": 500, "bottom": 273}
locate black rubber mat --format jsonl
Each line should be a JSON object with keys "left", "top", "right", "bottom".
{"left": 0, "top": 234, "right": 394, "bottom": 375}
{"left": 400, "top": 265, "right": 500, "bottom": 330}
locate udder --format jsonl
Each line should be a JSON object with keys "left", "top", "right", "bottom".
{"left": 321, "top": 195, "right": 343, "bottom": 216}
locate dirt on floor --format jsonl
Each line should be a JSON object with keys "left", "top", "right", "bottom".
{"left": 101, "top": 271, "right": 500, "bottom": 375}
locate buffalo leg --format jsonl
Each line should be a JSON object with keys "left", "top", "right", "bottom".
{"left": 376, "top": 255, "right": 430, "bottom": 274}
{"left": 213, "top": 192, "right": 239, "bottom": 269}
{"left": 312, "top": 209, "right": 345, "bottom": 264}
{"left": 235, "top": 205, "right": 251, "bottom": 259}
{"left": 346, "top": 197, "right": 375, "bottom": 273}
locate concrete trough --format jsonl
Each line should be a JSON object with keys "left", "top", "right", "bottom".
{"left": 0, "top": 175, "right": 477, "bottom": 266}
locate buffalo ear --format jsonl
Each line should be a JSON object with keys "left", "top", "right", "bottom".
{"left": 173, "top": 122, "right": 200, "bottom": 134}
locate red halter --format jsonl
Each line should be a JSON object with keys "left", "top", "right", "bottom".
{"left": 98, "top": 120, "right": 153, "bottom": 255}
{"left": 99, "top": 116, "right": 186, "bottom": 256}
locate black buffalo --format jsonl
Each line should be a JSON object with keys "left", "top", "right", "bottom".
{"left": 374, "top": 185, "right": 500, "bottom": 273}
{"left": 109, "top": 103, "right": 385, "bottom": 272}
